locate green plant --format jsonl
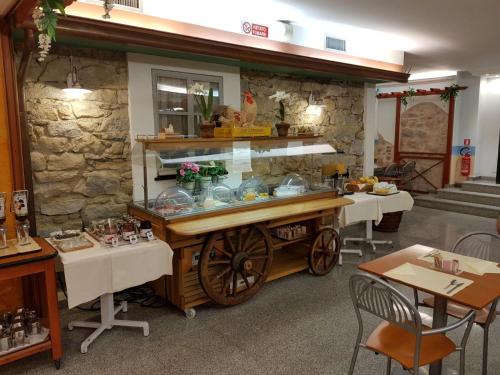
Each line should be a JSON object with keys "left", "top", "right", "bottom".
{"left": 440, "top": 84, "right": 460, "bottom": 104}
{"left": 188, "top": 83, "right": 214, "bottom": 121}
{"left": 269, "top": 91, "right": 291, "bottom": 122}
{"left": 32, "top": 0, "right": 67, "bottom": 61}
{"left": 400, "top": 87, "right": 416, "bottom": 108}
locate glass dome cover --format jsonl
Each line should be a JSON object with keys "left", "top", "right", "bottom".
{"left": 154, "top": 187, "right": 194, "bottom": 216}
{"left": 279, "top": 173, "right": 309, "bottom": 192}
{"left": 238, "top": 176, "right": 269, "bottom": 201}
{"left": 212, "top": 183, "right": 234, "bottom": 203}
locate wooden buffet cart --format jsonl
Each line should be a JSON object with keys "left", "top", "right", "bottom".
{"left": 129, "top": 136, "right": 353, "bottom": 318}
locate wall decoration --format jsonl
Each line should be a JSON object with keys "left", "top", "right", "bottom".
{"left": 32, "top": 0, "right": 67, "bottom": 62}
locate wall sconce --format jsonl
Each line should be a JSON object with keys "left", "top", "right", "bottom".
{"left": 305, "top": 92, "right": 325, "bottom": 116}
{"left": 62, "top": 56, "right": 91, "bottom": 97}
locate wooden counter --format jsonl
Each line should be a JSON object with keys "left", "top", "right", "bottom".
{"left": 167, "top": 197, "right": 353, "bottom": 236}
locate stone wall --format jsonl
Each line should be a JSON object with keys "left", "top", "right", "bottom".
{"left": 22, "top": 47, "right": 131, "bottom": 235}
{"left": 240, "top": 70, "right": 364, "bottom": 185}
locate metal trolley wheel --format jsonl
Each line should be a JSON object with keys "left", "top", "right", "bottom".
{"left": 198, "top": 224, "right": 273, "bottom": 306}
{"left": 308, "top": 228, "right": 341, "bottom": 276}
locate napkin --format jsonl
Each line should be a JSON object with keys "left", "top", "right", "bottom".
{"left": 388, "top": 262, "right": 416, "bottom": 276}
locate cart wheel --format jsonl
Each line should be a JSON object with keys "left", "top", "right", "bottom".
{"left": 184, "top": 308, "right": 196, "bottom": 320}
{"left": 308, "top": 228, "right": 341, "bottom": 276}
{"left": 198, "top": 224, "right": 273, "bottom": 306}
{"left": 54, "top": 360, "right": 61, "bottom": 370}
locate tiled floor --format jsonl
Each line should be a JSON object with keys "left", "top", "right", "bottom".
{"left": 2, "top": 206, "right": 498, "bottom": 375}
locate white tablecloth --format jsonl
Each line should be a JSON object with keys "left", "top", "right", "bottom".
{"left": 338, "top": 191, "right": 414, "bottom": 227}
{"left": 56, "top": 234, "right": 173, "bottom": 309}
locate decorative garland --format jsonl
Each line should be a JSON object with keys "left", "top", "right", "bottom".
{"left": 32, "top": 0, "right": 66, "bottom": 62}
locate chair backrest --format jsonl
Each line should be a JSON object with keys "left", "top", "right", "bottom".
{"left": 384, "top": 163, "right": 401, "bottom": 177}
{"left": 452, "top": 232, "right": 500, "bottom": 263}
{"left": 350, "top": 274, "right": 422, "bottom": 334}
{"left": 401, "top": 161, "right": 416, "bottom": 176}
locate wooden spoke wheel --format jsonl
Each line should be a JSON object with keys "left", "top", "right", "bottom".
{"left": 308, "top": 228, "right": 341, "bottom": 276}
{"left": 198, "top": 224, "right": 273, "bottom": 306}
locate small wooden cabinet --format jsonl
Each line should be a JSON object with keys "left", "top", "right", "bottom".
{"left": 0, "top": 238, "right": 62, "bottom": 369}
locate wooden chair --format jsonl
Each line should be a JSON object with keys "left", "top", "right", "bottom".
{"left": 418, "top": 232, "right": 500, "bottom": 375}
{"left": 349, "top": 274, "right": 475, "bottom": 375}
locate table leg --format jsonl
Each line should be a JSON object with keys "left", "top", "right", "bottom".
{"left": 44, "top": 261, "right": 62, "bottom": 362}
{"left": 429, "top": 296, "right": 448, "bottom": 375}
{"left": 68, "top": 293, "right": 150, "bottom": 354}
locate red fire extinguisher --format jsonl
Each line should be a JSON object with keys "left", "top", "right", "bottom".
{"left": 460, "top": 139, "right": 472, "bottom": 177}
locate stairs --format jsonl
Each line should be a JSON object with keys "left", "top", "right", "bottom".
{"left": 414, "top": 179, "right": 500, "bottom": 218}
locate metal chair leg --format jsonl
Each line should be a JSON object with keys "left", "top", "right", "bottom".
{"left": 459, "top": 347, "right": 466, "bottom": 375}
{"left": 348, "top": 343, "right": 361, "bottom": 375}
{"left": 386, "top": 357, "right": 392, "bottom": 375}
{"left": 482, "top": 326, "right": 489, "bottom": 375}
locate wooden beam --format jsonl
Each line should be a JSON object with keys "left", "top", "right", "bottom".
{"left": 13, "top": 0, "right": 38, "bottom": 25}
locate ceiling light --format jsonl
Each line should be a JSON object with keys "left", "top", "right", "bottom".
{"left": 409, "top": 70, "right": 457, "bottom": 81}
{"left": 63, "top": 56, "right": 91, "bottom": 97}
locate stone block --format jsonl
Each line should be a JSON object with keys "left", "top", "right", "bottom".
{"left": 70, "top": 133, "right": 106, "bottom": 154}
{"left": 118, "top": 90, "right": 128, "bottom": 105}
{"left": 57, "top": 103, "right": 74, "bottom": 120}
{"left": 98, "top": 109, "right": 129, "bottom": 132}
{"left": 36, "top": 137, "right": 69, "bottom": 153}
{"left": 40, "top": 195, "right": 86, "bottom": 215}
{"left": 71, "top": 101, "right": 107, "bottom": 119}
{"left": 47, "top": 153, "right": 86, "bottom": 171}
{"left": 73, "top": 171, "right": 120, "bottom": 197}
{"left": 47, "top": 121, "right": 82, "bottom": 138}
{"left": 81, "top": 203, "right": 127, "bottom": 224}
{"left": 26, "top": 101, "right": 58, "bottom": 121}
{"left": 94, "top": 161, "right": 131, "bottom": 171}
{"left": 351, "top": 100, "right": 364, "bottom": 115}
{"left": 34, "top": 170, "right": 81, "bottom": 183}
{"left": 31, "top": 152, "right": 46, "bottom": 171}
{"left": 77, "top": 118, "right": 103, "bottom": 131}
{"left": 85, "top": 89, "right": 117, "bottom": 103}
{"left": 35, "top": 181, "right": 73, "bottom": 198}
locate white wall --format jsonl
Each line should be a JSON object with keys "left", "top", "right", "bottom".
{"left": 127, "top": 53, "right": 241, "bottom": 201}
{"left": 476, "top": 77, "right": 500, "bottom": 177}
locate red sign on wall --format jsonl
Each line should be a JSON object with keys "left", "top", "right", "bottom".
{"left": 242, "top": 21, "right": 269, "bottom": 38}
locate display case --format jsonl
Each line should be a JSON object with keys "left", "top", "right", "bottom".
{"left": 129, "top": 136, "right": 353, "bottom": 318}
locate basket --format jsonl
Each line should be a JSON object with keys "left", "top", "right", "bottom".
{"left": 373, "top": 211, "right": 403, "bottom": 232}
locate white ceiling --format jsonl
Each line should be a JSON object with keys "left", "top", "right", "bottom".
{"left": 281, "top": 0, "right": 500, "bottom": 75}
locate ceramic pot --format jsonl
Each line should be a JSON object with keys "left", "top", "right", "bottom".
{"left": 200, "top": 121, "right": 215, "bottom": 138}
{"left": 275, "top": 122, "right": 290, "bottom": 137}
{"left": 182, "top": 181, "right": 195, "bottom": 194}
{"left": 200, "top": 176, "right": 212, "bottom": 189}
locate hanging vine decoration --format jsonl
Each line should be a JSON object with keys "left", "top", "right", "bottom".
{"left": 32, "top": 0, "right": 66, "bottom": 62}
{"left": 400, "top": 87, "right": 416, "bottom": 108}
{"left": 440, "top": 84, "right": 460, "bottom": 104}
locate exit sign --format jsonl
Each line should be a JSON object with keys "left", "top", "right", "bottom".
{"left": 242, "top": 21, "right": 269, "bottom": 38}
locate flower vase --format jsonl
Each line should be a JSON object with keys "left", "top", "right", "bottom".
{"left": 200, "top": 176, "right": 212, "bottom": 190}
{"left": 275, "top": 122, "right": 290, "bottom": 137}
{"left": 200, "top": 120, "right": 215, "bottom": 138}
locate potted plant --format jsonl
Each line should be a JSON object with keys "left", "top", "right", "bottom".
{"left": 188, "top": 82, "right": 214, "bottom": 138}
{"left": 212, "top": 163, "right": 228, "bottom": 183}
{"left": 176, "top": 162, "right": 200, "bottom": 194}
{"left": 199, "top": 164, "right": 215, "bottom": 189}
{"left": 269, "top": 91, "right": 291, "bottom": 137}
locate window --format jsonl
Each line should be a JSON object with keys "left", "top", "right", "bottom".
{"left": 152, "top": 70, "right": 223, "bottom": 135}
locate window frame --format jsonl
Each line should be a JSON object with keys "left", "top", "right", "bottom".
{"left": 151, "top": 69, "right": 224, "bottom": 135}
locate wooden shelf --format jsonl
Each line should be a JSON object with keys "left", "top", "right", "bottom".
{"left": 267, "top": 246, "right": 309, "bottom": 282}
{"left": 272, "top": 235, "right": 313, "bottom": 250}
{"left": 136, "top": 135, "right": 324, "bottom": 151}
{"left": 0, "top": 339, "right": 51, "bottom": 366}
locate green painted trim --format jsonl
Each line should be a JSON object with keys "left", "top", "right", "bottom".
{"left": 13, "top": 29, "right": 384, "bottom": 83}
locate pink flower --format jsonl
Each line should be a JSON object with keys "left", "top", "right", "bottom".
{"left": 179, "top": 169, "right": 185, "bottom": 176}
{"left": 192, "top": 165, "right": 200, "bottom": 173}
